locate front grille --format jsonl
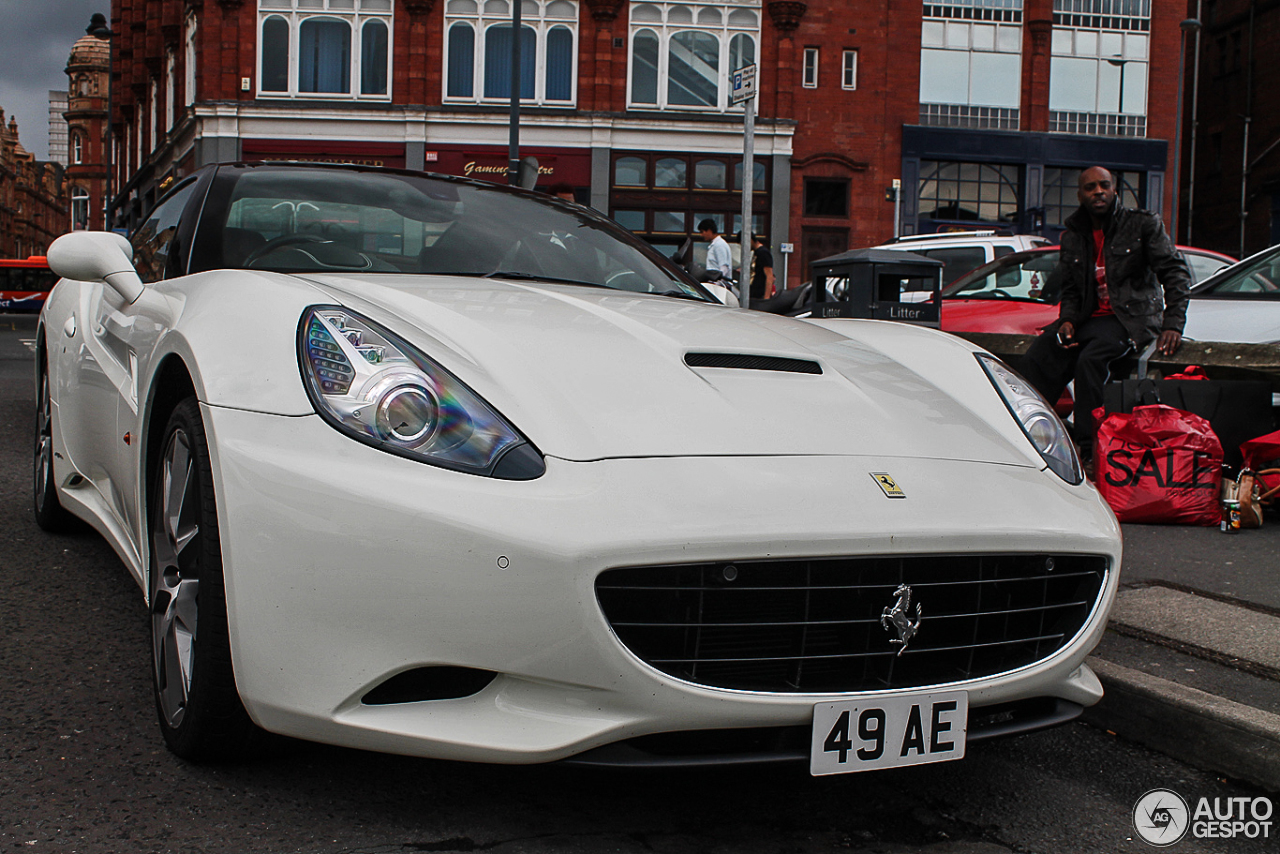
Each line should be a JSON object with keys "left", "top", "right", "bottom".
{"left": 595, "top": 554, "right": 1107, "bottom": 693}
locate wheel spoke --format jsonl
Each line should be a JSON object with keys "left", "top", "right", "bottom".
{"left": 151, "top": 426, "right": 204, "bottom": 728}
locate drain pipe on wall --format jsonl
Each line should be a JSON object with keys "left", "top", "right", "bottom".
{"left": 1186, "top": 0, "right": 1202, "bottom": 245}
{"left": 1240, "top": 0, "right": 1255, "bottom": 259}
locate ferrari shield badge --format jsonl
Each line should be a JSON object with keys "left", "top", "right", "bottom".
{"left": 870, "top": 472, "right": 905, "bottom": 498}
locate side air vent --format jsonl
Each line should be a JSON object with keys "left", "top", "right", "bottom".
{"left": 684, "top": 353, "right": 822, "bottom": 374}
{"left": 361, "top": 666, "right": 497, "bottom": 705}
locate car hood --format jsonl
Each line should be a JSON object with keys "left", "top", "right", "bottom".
{"left": 301, "top": 274, "right": 1035, "bottom": 466}
{"left": 1184, "top": 298, "right": 1280, "bottom": 344}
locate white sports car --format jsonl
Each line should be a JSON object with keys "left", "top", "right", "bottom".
{"left": 37, "top": 162, "right": 1120, "bottom": 773}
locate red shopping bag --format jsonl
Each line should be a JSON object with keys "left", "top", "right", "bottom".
{"left": 1096, "top": 404, "right": 1223, "bottom": 525}
{"left": 1240, "top": 429, "right": 1280, "bottom": 498}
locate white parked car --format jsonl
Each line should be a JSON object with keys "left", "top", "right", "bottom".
{"left": 875, "top": 230, "right": 1053, "bottom": 289}
{"left": 1183, "top": 242, "right": 1280, "bottom": 344}
{"left": 37, "top": 162, "right": 1120, "bottom": 773}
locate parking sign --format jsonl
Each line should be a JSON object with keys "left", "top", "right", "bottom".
{"left": 730, "top": 64, "right": 758, "bottom": 105}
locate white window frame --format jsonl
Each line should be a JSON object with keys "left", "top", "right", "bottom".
{"left": 71, "top": 187, "right": 90, "bottom": 230}
{"left": 625, "top": 3, "right": 761, "bottom": 112}
{"left": 842, "top": 49, "right": 857, "bottom": 90}
{"left": 185, "top": 14, "right": 198, "bottom": 107}
{"left": 443, "top": 0, "right": 579, "bottom": 107}
{"left": 165, "top": 50, "right": 176, "bottom": 132}
{"left": 919, "top": 14, "right": 1023, "bottom": 109}
{"left": 149, "top": 78, "right": 158, "bottom": 152}
{"left": 802, "top": 47, "right": 818, "bottom": 88}
{"left": 256, "top": 0, "right": 394, "bottom": 101}
{"left": 1049, "top": 25, "right": 1149, "bottom": 118}
{"left": 71, "top": 133, "right": 83, "bottom": 165}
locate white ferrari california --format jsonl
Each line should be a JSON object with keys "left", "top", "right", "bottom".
{"left": 37, "top": 162, "right": 1120, "bottom": 774}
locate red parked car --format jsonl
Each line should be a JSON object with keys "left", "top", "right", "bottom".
{"left": 941, "top": 246, "right": 1235, "bottom": 335}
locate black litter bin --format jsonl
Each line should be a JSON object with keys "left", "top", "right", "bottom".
{"left": 808, "top": 248, "right": 944, "bottom": 328}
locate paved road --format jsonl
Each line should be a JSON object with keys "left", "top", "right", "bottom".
{"left": 1, "top": 316, "right": 1273, "bottom": 854}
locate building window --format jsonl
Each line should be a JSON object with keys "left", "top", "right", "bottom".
{"left": 803, "top": 179, "right": 849, "bottom": 217}
{"left": 166, "top": 51, "right": 176, "bottom": 132}
{"left": 1042, "top": 167, "right": 1142, "bottom": 228}
{"left": 802, "top": 47, "right": 818, "bottom": 87}
{"left": 186, "top": 14, "right": 198, "bottom": 107}
{"left": 1048, "top": 1, "right": 1149, "bottom": 138}
{"left": 444, "top": 0, "right": 578, "bottom": 106}
{"left": 71, "top": 187, "right": 90, "bottom": 230}
{"left": 627, "top": 3, "right": 760, "bottom": 111}
{"left": 1049, "top": 8, "right": 1152, "bottom": 136}
{"left": 920, "top": 1, "right": 1022, "bottom": 129}
{"left": 257, "top": 0, "right": 392, "bottom": 99}
{"left": 918, "top": 161, "right": 1021, "bottom": 225}
{"left": 71, "top": 134, "right": 83, "bottom": 165}
{"left": 609, "top": 151, "right": 769, "bottom": 253}
{"left": 842, "top": 50, "right": 858, "bottom": 89}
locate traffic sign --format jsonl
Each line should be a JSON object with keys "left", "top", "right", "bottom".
{"left": 730, "top": 64, "right": 757, "bottom": 105}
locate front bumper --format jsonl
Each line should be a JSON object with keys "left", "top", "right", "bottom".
{"left": 203, "top": 404, "right": 1121, "bottom": 764}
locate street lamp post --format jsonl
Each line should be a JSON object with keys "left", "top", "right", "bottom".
{"left": 87, "top": 13, "right": 114, "bottom": 232}
{"left": 1173, "top": 18, "right": 1201, "bottom": 243}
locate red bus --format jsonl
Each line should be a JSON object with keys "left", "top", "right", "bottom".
{"left": 0, "top": 256, "right": 58, "bottom": 312}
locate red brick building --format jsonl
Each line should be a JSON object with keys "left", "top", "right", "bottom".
{"left": 108, "top": 0, "right": 1188, "bottom": 286}
{"left": 66, "top": 30, "right": 114, "bottom": 231}
{"left": 0, "top": 114, "right": 67, "bottom": 258}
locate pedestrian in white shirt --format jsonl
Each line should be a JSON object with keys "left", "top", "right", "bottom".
{"left": 698, "top": 219, "right": 733, "bottom": 282}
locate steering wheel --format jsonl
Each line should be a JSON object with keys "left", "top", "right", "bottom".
{"left": 987, "top": 289, "right": 1012, "bottom": 299}
{"left": 244, "top": 234, "right": 329, "bottom": 266}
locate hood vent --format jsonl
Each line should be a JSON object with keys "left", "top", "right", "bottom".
{"left": 685, "top": 353, "right": 822, "bottom": 374}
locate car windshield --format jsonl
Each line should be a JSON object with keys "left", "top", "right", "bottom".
{"left": 1192, "top": 245, "right": 1280, "bottom": 296}
{"left": 941, "top": 250, "right": 1063, "bottom": 303}
{"left": 202, "top": 165, "right": 710, "bottom": 300}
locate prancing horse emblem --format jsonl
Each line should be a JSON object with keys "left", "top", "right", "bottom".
{"left": 880, "top": 584, "right": 923, "bottom": 656}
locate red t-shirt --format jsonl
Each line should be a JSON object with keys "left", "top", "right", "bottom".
{"left": 1091, "top": 228, "right": 1113, "bottom": 317}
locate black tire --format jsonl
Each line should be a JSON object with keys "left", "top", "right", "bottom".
{"left": 150, "top": 397, "right": 259, "bottom": 761}
{"left": 33, "top": 362, "right": 75, "bottom": 532}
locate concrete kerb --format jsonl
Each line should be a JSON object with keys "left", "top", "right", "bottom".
{"left": 1083, "top": 656, "right": 1280, "bottom": 793}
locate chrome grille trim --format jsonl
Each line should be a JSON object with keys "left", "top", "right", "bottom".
{"left": 595, "top": 554, "right": 1108, "bottom": 693}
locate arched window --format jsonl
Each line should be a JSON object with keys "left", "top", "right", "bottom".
{"left": 360, "top": 20, "right": 388, "bottom": 95}
{"left": 445, "top": 1, "right": 579, "bottom": 105}
{"left": 256, "top": 3, "right": 392, "bottom": 99}
{"left": 447, "top": 23, "right": 476, "bottom": 97}
{"left": 483, "top": 23, "right": 536, "bottom": 99}
{"left": 729, "top": 33, "right": 754, "bottom": 73}
{"left": 668, "top": 31, "right": 719, "bottom": 107}
{"left": 631, "top": 29, "right": 659, "bottom": 105}
{"left": 261, "top": 16, "right": 290, "bottom": 92}
{"left": 71, "top": 187, "right": 90, "bottom": 230}
{"left": 627, "top": 4, "right": 760, "bottom": 111}
{"left": 545, "top": 25, "right": 573, "bottom": 101}
{"left": 300, "top": 18, "right": 351, "bottom": 93}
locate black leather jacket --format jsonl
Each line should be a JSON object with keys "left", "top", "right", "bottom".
{"left": 1052, "top": 201, "right": 1191, "bottom": 345}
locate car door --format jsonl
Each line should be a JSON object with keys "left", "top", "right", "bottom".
{"left": 111, "top": 177, "right": 205, "bottom": 544}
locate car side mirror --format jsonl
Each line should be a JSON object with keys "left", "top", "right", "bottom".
{"left": 48, "top": 231, "right": 144, "bottom": 304}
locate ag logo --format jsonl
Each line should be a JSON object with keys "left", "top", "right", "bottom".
{"left": 1133, "top": 789, "right": 1190, "bottom": 847}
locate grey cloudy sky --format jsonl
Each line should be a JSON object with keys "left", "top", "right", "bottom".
{"left": 0, "top": 0, "right": 106, "bottom": 160}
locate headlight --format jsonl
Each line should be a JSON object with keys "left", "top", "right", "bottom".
{"left": 298, "top": 306, "right": 544, "bottom": 479}
{"left": 977, "top": 353, "right": 1082, "bottom": 485}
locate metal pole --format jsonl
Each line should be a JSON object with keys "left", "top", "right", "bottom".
{"left": 507, "top": 0, "right": 522, "bottom": 185}
{"left": 1240, "top": 0, "right": 1255, "bottom": 258}
{"left": 1187, "top": 1, "right": 1203, "bottom": 244}
{"left": 892, "top": 178, "right": 901, "bottom": 238}
{"left": 739, "top": 94, "right": 754, "bottom": 308}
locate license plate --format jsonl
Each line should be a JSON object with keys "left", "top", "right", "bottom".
{"left": 810, "top": 690, "right": 968, "bottom": 776}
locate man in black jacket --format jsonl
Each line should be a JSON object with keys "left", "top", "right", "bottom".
{"left": 1020, "top": 166, "right": 1192, "bottom": 459}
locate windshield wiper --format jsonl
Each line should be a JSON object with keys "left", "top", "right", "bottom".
{"left": 652, "top": 289, "right": 711, "bottom": 302}
{"left": 482, "top": 271, "right": 610, "bottom": 288}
